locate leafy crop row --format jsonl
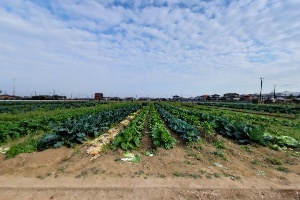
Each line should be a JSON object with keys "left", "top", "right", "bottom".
{"left": 161, "top": 104, "right": 264, "bottom": 145}
{"left": 148, "top": 104, "right": 176, "bottom": 149}
{"left": 185, "top": 104, "right": 300, "bottom": 142}
{"left": 197, "top": 102, "right": 300, "bottom": 115}
{"left": 0, "top": 103, "right": 126, "bottom": 144}
{"left": 155, "top": 104, "right": 200, "bottom": 142}
{"left": 37, "top": 104, "right": 140, "bottom": 150}
{"left": 192, "top": 105, "right": 299, "bottom": 128}
{"left": 163, "top": 104, "right": 299, "bottom": 148}
{"left": 0, "top": 101, "right": 106, "bottom": 114}
{"left": 110, "top": 105, "right": 149, "bottom": 151}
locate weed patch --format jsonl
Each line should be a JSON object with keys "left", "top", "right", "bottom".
{"left": 276, "top": 166, "right": 290, "bottom": 173}
{"left": 213, "top": 141, "right": 225, "bottom": 149}
{"left": 173, "top": 171, "right": 201, "bottom": 179}
{"left": 75, "top": 170, "right": 88, "bottom": 178}
{"left": 267, "top": 157, "right": 282, "bottom": 165}
{"left": 6, "top": 137, "right": 39, "bottom": 158}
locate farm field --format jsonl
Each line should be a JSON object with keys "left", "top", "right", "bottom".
{"left": 0, "top": 101, "right": 299, "bottom": 199}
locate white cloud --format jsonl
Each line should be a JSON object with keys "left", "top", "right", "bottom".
{"left": 0, "top": 0, "right": 299, "bottom": 97}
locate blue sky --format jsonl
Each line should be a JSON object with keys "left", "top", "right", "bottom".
{"left": 1, "top": 0, "right": 299, "bottom": 98}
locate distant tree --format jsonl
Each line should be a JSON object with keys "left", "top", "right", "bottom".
{"left": 287, "top": 94, "right": 294, "bottom": 99}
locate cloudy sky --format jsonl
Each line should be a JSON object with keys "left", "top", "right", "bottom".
{"left": 1, "top": 0, "right": 299, "bottom": 98}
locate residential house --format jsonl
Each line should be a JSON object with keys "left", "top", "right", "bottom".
{"left": 240, "top": 94, "right": 253, "bottom": 101}
{"left": 210, "top": 94, "right": 220, "bottom": 101}
{"left": 172, "top": 95, "right": 181, "bottom": 101}
{"left": 138, "top": 97, "right": 151, "bottom": 101}
{"left": 223, "top": 93, "right": 240, "bottom": 101}
{"left": 200, "top": 95, "right": 210, "bottom": 101}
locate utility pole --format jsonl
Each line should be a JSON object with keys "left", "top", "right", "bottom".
{"left": 273, "top": 85, "right": 276, "bottom": 100}
{"left": 13, "top": 78, "right": 15, "bottom": 96}
{"left": 259, "top": 77, "right": 264, "bottom": 102}
{"left": 181, "top": 93, "right": 182, "bottom": 106}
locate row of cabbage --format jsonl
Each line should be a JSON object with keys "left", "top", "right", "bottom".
{"left": 186, "top": 104, "right": 300, "bottom": 143}
{"left": 190, "top": 105, "right": 299, "bottom": 128}
{"left": 197, "top": 102, "right": 300, "bottom": 114}
{"left": 0, "top": 103, "right": 128, "bottom": 144}
{"left": 155, "top": 104, "right": 200, "bottom": 142}
{"left": 160, "top": 104, "right": 299, "bottom": 148}
{"left": 0, "top": 101, "right": 106, "bottom": 114}
{"left": 37, "top": 103, "right": 140, "bottom": 150}
{"left": 1, "top": 109, "right": 95, "bottom": 144}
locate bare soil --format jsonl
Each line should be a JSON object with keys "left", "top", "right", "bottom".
{"left": 0, "top": 128, "right": 299, "bottom": 199}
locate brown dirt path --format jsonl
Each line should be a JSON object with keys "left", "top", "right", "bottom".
{"left": 0, "top": 176, "right": 299, "bottom": 200}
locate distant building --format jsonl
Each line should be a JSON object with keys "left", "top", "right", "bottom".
{"left": 200, "top": 95, "right": 210, "bottom": 101}
{"left": 0, "top": 95, "right": 16, "bottom": 100}
{"left": 31, "top": 95, "right": 52, "bottom": 100}
{"left": 223, "top": 93, "right": 240, "bottom": 101}
{"left": 172, "top": 95, "right": 180, "bottom": 101}
{"left": 94, "top": 93, "right": 103, "bottom": 100}
{"left": 138, "top": 97, "right": 151, "bottom": 101}
{"left": 124, "top": 97, "right": 135, "bottom": 101}
{"left": 109, "top": 97, "right": 121, "bottom": 101}
{"left": 210, "top": 94, "right": 220, "bottom": 101}
{"left": 52, "top": 95, "right": 67, "bottom": 100}
{"left": 240, "top": 94, "right": 253, "bottom": 101}
{"left": 276, "top": 91, "right": 300, "bottom": 98}
{"left": 159, "top": 98, "right": 168, "bottom": 101}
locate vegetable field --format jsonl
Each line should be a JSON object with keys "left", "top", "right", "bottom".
{"left": 0, "top": 101, "right": 106, "bottom": 114}
{"left": 197, "top": 102, "right": 300, "bottom": 115}
{"left": 0, "top": 101, "right": 299, "bottom": 199}
{"left": 0, "top": 101, "right": 299, "bottom": 156}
